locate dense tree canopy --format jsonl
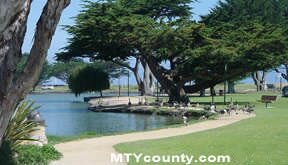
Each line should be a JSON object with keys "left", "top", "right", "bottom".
{"left": 120, "top": 0, "right": 193, "bottom": 21}
{"left": 68, "top": 65, "right": 110, "bottom": 96}
{"left": 202, "top": 0, "right": 288, "bottom": 26}
{"left": 202, "top": 0, "right": 288, "bottom": 87}
{"left": 58, "top": 0, "right": 288, "bottom": 103}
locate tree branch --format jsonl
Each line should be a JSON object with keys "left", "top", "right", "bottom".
{"left": 0, "top": 0, "right": 27, "bottom": 34}
{"left": 111, "top": 59, "right": 134, "bottom": 71}
{"left": 0, "top": 0, "right": 31, "bottom": 100}
{"left": 12, "top": 0, "right": 70, "bottom": 98}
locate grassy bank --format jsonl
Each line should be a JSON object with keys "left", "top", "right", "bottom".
{"left": 48, "top": 119, "right": 201, "bottom": 145}
{"left": 115, "top": 92, "right": 288, "bottom": 165}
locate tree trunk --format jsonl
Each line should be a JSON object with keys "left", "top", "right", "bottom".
{"left": 112, "top": 57, "right": 145, "bottom": 95}
{"left": 143, "top": 56, "right": 189, "bottom": 103}
{"left": 199, "top": 89, "right": 205, "bottom": 97}
{"left": 141, "top": 58, "right": 155, "bottom": 96}
{"left": 284, "top": 64, "right": 288, "bottom": 82}
{"left": 132, "top": 68, "right": 144, "bottom": 96}
{"left": 167, "top": 85, "right": 190, "bottom": 104}
{"left": 210, "top": 86, "right": 216, "bottom": 96}
{"left": 228, "top": 81, "right": 236, "bottom": 93}
{"left": 0, "top": 0, "right": 70, "bottom": 146}
{"left": 252, "top": 71, "right": 266, "bottom": 91}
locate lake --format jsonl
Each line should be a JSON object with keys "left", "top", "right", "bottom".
{"left": 28, "top": 93, "right": 182, "bottom": 136}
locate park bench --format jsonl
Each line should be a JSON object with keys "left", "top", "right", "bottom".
{"left": 261, "top": 95, "right": 277, "bottom": 108}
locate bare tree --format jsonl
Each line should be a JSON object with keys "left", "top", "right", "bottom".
{"left": 0, "top": 0, "right": 70, "bottom": 146}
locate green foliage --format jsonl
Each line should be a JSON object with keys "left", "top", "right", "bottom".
{"left": 0, "top": 101, "right": 61, "bottom": 165}
{"left": 200, "top": 0, "right": 288, "bottom": 83}
{"left": 48, "top": 59, "right": 125, "bottom": 82}
{"left": 68, "top": 65, "right": 110, "bottom": 96}
{"left": 48, "top": 60, "right": 86, "bottom": 80}
{"left": 47, "top": 132, "right": 98, "bottom": 145}
{"left": 57, "top": 1, "right": 154, "bottom": 61}
{"left": 4, "top": 101, "right": 39, "bottom": 151}
{"left": 0, "top": 143, "right": 61, "bottom": 165}
{"left": 149, "top": 21, "right": 288, "bottom": 83}
{"left": 202, "top": 0, "right": 288, "bottom": 26}
{"left": 56, "top": 0, "right": 195, "bottom": 61}
{"left": 120, "top": 0, "right": 194, "bottom": 21}
{"left": 57, "top": 0, "right": 288, "bottom": 100}
{"left": 0, "top": 141, "right": 16, "bottom": 165}
{"left": 15, "top": 145, "right": 62, "bottom": 165}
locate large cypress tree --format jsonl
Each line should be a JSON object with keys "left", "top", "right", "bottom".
{"left": 202, "top": 0, "right": 288, "bottom": 87}
{"left": 57, "top": 0, "right": 288, "bottom": 103}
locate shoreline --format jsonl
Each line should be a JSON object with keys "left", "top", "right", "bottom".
{"left": 88, "top": 104, "right": 214, "bottom": 118}
{"left": 87, "top": 96, "right": 215, "bottom": 118}
{"left": 51, "top": 113, "right": 255, "bottom": 165}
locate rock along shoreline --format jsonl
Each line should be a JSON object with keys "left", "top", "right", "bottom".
{"left": 88, "top": 104, "right": 214, "bottom": 118}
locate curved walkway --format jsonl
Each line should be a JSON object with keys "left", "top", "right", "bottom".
{"left": 51, "top": 114, "right": 255, "bottom": 165}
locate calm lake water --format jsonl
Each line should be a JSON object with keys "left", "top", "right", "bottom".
{"left": 28, "top": 93, "right": 182, "bottom": 136}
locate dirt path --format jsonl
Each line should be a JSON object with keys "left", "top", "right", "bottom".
{"left": 51, "top": 114, "right": 254, "bottom": 165}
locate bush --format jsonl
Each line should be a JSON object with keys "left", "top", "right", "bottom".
{"left": 0, "top": 144, "right": 62, "bottom": 165}
{"left": 15, "top": 145, "right": 62, "bottom": 165}
{"left": 0, "top": 101, "right": 62, "bottom": 165}
{"left": 0, "top": 141, "right": 16, "bottom": 165}
{"left": 4, "top": 101, "right": 39, "bottom": 151}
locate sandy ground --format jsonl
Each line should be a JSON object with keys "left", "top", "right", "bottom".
{"left": 51, "top": 113, "right": 255, "bottom": 165}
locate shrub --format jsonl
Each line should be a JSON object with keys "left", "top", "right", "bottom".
{"left": 0, "top": 101, "right": 62, "bottom": 165}
{"left": 15, "top": 145, "right": 62, "bottom": 165}
{"left": 0, "top": 141, "right": 16, "bottom": 165}
{"left": 4, "top": 101, "right": 39, "bottom": 151}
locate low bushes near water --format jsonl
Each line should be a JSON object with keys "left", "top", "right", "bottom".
{"left": 0, "top": 142, "right": 62, "bottom": 165}
{"left": 15, "top": 144, "right": 62, "bottom": 165}
{"left": 0, "top": 101, "right": 62, "bottom": 165}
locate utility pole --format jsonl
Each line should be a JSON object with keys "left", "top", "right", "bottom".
{"left": 118, "top": 78, "right": 121, "bottom": 97}
{"left": 127, "top": 71, "right": 130, "bottom": 97}
{"left": 127, "top": 71, "right": 131, "bottom": 105}
{"left": 156, "top": 81, "right": 159, "bottom": 102}
{"left": 280, "top": 76, "right": 283, "bottom": 92}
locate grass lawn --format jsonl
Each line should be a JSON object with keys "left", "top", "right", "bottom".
{"left": 115, "top": 92, "right": 288, "bottom": 165}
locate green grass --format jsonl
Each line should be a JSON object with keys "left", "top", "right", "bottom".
{"left": 115, "top": 92, "right": 288, "bottom": 165}
{"left": 48, "top": 132, "right": 99, "bottom": 145}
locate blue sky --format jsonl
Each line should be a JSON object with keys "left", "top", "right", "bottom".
{"left": 22, "top": 0, "right": 283, "bottom": 84}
